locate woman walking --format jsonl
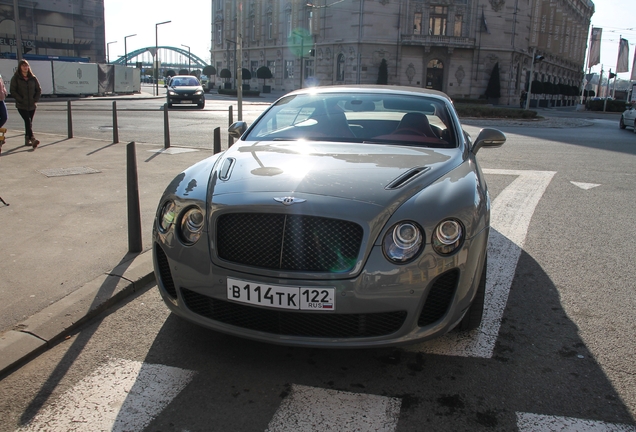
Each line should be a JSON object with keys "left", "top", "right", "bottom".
{"left": 0, "top": 73, "right": 7, "bottom": 155}
{"left": 10, "top": 59, "right": 42, "bottom": 149}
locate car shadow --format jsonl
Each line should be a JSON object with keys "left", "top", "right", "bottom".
{"left": 112, "top": 248, "right": 636, "bottom": 431}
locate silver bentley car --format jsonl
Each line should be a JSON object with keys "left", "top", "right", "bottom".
{"left": 153, "top": 85, "right": 506, "bottom": 348}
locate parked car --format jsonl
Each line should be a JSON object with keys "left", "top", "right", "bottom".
{"left": 165, "top": 75, "right": 205, "bottom": 109}
{"left": 619, "top": 103, "right": 636, "bottom": 132}
{"left": 152, "top": 85, "right": 506, "bottom": 347}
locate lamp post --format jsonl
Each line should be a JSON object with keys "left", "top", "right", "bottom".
{"left": 124, "top": 34, "right": 136, "bottom": 67}
{"left": 181, "top": 44, "right": 191, "bottom": 73}
{"left": 107, "top": 41, "right": 117, "bottom": 64}
{"left": 291, "top": 30, "right": 306, "bottom": 89}
{"left": 525, "top": 47, "right": 544, "bottom": 110}
{"left": 13, "top": 0, "right": 23, "bottom": 61}
{"left": 155, "top": 20, "right": 171, "bottom": 96}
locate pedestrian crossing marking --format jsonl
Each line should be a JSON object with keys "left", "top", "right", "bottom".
{"left": 17, "top": 358, "right": 196, "bottom": 432}
{"left": 266, "top": 384, "right": 401, "bottom": 432}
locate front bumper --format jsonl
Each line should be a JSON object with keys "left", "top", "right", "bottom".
{"left": 153, "top": 227, "right": 489, "bottom": 348}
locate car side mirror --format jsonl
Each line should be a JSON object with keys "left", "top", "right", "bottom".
{"left": 228, "top": 121, "right": 248, "bottom": 139}
{"left": 471, "top": 128, "right": 506, "bottom": 154}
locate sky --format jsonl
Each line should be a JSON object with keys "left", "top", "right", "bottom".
{"left": 103, "top": 0, "right": 212, "bottom": 64}
{"left": 103, "top": 0, "right": 634, "bottom": 77}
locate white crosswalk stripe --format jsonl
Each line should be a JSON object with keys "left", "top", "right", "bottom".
{"left": 516, "top": 412, "right": 636, "bottom": 431}
{"left": 17, "top": 358, "right": 196, "bottom": 432}
{"left": 266, "top": 384, "right": 402, "bottom": 432}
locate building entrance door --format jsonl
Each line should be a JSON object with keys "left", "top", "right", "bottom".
{"left": 425, "top": 59, "right": 444, "bottom": 91}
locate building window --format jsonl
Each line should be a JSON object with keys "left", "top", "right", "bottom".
{"left": 336, "top": 54, "right": 345, "bottom": 81}
{"left": 414, "top": 12, "right": 423, "bottom": 34}
{"left": 249, "top": 17, "right": 256, "bottom": 42}
{"left": 251, "top": 60, "right": 259, "bottom": 77}
{"left": 285, "top": 60, "right": 294, "bottom": 79}
{"left": 216, "top": 23, "right": 223, "bottom": 45}
{"left": 429, "top": 6, "right": 447, "bottom": 36}
{"left": 307, "top": 8, "right": 314, "bottom": 34}
{"left": 454, "top": 15, "right": 463, "bottom": 37}
{"left": 304, "top": 59, "right": 314, "bottom": 78}
{"left": 215, "top": 0, "right": 222, "bottom": 12}
{"left": 267, "top": 60, "right": 276, "bottom": 77}
{"left": 285, "top": 8, "right": 292, "bottom": 38}
{"left": 267, "top": 14, "right": 273, "bottom": 39}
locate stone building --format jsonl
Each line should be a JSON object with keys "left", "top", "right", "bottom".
{"left": 210, "top": 0, "right": 594, "bottom": 106}
{"left": 0, "top": 0, "right": 105, "bottom": 62}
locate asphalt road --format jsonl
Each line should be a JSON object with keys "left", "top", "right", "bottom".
{"left": 1, "top": 105, "right": 635, "bottom": 431}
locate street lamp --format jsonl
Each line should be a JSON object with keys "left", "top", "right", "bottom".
{"left": 181, "top": 44, "right": 191, "bottom": 73}
{"left": 525, "top": 47, "right": 545, "bottom": 110}
{"left": 107, "top": 41, "right": 117, "bottom": 64}
{"left": 155, "top": 20, "right": 171, "bottom": 96}
{"left": 124, "top": 34, "right": 136, "bottom": 67}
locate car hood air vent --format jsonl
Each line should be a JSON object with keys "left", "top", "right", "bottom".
{"left": 385, "top": 166, "right": 430, "bottom": 190}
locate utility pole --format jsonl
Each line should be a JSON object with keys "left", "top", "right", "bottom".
{"left": 13, "top": 0, "right": 23, "bottom": 61}
{"left": 237, "top": 1, "right": 243, "bottom": 121}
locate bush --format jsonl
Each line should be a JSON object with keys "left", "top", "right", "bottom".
{"left": 455, "top": 104, "right": 540, "bottom": 119}
{"left": 484, "top": 63, "right": 501, "bottom": 99}
{"left": 377, "top": 59, "right": 388, "bottom": 85}
{"left": 586, "top": 99, "right": 628, "bottom": 112}
{"left": 202, "top": 65, "right": 217, "bottom": 76}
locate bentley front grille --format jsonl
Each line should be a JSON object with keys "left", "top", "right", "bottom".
{"left": 216, "top": 213, "right": 363, "bottom": 273}
{"left": 181, "top": 288, "right": 407, "bottom": 338}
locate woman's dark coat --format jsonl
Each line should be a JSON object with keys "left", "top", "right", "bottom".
{"left": 10, "top": 74, "right": 41, "bottom": 111}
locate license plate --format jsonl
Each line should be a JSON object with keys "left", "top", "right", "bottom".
{"left": 180, "top": 100, "right": 192, "bottom": 104}
{"left": 227, "top": 278, "right": 335, "bottom": 311}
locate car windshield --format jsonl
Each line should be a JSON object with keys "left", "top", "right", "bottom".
{"left": 244, "top": 92, "right": 457, "bottom": 148}
{"left": 172, "top": 78, "right": 199, "bottom": 87}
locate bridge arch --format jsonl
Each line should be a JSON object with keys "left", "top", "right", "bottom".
{"left": 112, "top": 46, "right": 208, "bottom": 70}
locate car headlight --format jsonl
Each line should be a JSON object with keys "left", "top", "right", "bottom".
{"left": 432, "top": 219, "right": 464, "bottom": 255}
{"left": 179, "top": 207, "right": 204, "bottom": 245}
{"left": 194, "top": 90, "right": 203, "bottom": 95}
{"left": 168, "top": 90, "right": 176, "bottom": 96}
{"left": 158, "top": 201, "right": 176, "bottom": 233}
{"left": 383, "top": 221, "right": 423, "bottom": 263}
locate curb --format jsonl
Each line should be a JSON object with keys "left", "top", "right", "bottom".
{"left": 0, "top": 250, "right": 156, "bottom": 378}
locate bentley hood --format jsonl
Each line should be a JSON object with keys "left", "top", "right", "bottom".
{"left": 210, "top": 140, "right": 462, "bottom": 207}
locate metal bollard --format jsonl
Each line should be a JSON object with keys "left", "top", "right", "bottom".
{"left": 112, "top": 101, "right": 119, "bottom": 143}
{"left": 228, "top": 105, "right": 233, "bottom": 147}
{"left": 67, "top": 100, "right": 73, "bottom": 138}
{"left": 213, "top": 127, "right": 221, "bottom": 154}
{"left": 163, "top": 103, "right": 170, "bottom": 148}
{"left": 126, "top": 142, "right": 143, "bottom": 253}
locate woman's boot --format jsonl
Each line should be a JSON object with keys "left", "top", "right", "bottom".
{"left": 30, "top": 136, "right": 40, "bottom": 149}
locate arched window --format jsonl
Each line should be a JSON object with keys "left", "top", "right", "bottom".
{"left": 336, "top": 54, "right": 345, "bottom": 81}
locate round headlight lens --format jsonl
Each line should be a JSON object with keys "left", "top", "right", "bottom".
{"left": 158, "top": 201, "right": 176, "bottom": 233}
{"left": 383, "top": 222, "right": 423, "bottom": 263}
{"left": 179, "top": 207, "right": 204, "bottom": 245}
{"left": 433, "top": 219, "right": 464, "bottom": 255}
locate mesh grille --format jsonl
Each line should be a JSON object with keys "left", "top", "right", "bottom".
{"left": 181, "top": 288, "right": 407, "bottom": 338}
{"left": 217, "top": 213, "right": 363, "bottom": 272}
{"left": 417, "top": 270, "right": 459, "bottom": 326}
{"left": 155, "top": 245, "right": 177, "bottom": 299}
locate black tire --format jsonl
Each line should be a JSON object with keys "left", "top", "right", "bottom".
{"left": 457, "top": 256, "right": 487, "bottom": 331}
{"left": 620, "top": 116, "right": 626, "bottom": 129}
{"left": 198, "top": 101, "right": 205, "bottom": 109}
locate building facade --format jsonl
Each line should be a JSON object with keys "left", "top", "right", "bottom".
{"left": 0, "top": 0, "right": 105, "bottom": 62}
{"left": 210, "top": 0, "right": 594, "bottom": 105}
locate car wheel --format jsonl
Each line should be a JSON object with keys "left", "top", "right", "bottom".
{"left": 619, "top": 116, "right": 626, "bottom": 129}
{"left": 198, "top": 101, "right": 205, "bottom": 109}
{"left": 457, "top": 256, "right": 487, "bottom": 331}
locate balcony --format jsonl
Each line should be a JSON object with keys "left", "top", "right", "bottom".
{"left": 400, "top": 34, "right": 475, "bottom": 49}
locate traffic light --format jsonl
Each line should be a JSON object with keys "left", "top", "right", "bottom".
{"left": 533, "top": 54, "right": 544, "bottom": 64}
{"left": 608, "top": 72, "right": 616, "bottom": 79}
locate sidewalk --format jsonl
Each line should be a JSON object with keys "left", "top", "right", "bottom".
{"left": 0, "top": 130, "right": 210, "bottom": 376}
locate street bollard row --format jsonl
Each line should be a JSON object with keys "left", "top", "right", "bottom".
{"left": 64, "top": 101, "right": 236, "bottom": 153}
